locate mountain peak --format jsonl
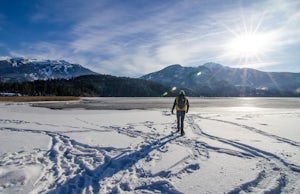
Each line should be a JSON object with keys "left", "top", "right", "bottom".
{"left": 202, "top": 62, "right": 223, "bottom": 70}
{"left": 163, "top": 64, "right": 183, "bottom": 70}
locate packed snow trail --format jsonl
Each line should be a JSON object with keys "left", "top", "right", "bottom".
{"left": 0, "top": 124, "right": 205, "bottom": 193}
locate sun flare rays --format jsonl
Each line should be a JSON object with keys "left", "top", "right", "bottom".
{"left": 220, "top": 10, "right": 281, "bottom": 70}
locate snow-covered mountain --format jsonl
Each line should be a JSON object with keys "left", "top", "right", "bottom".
{"left": 0, "top": 57, "right": 97, "bottom": 82}
{"left": 141, "top": 63, "right": 300, "bottom": 96}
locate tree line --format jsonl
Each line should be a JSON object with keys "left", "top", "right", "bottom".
{"left": 1, "top": 74, "right": 299, "bottom": 97}
{"left": 0, "top": 75, "right": 172, "bottom": 97}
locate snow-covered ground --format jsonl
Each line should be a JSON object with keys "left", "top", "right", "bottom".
{"left": 0, "top": 98, "right": 300, "bottom": 193}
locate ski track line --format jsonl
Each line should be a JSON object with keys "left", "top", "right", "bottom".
{"left": 190, "top": 114, "right": 300, "bottom": 171}
{"left": 196, "top": 115, "right": 300, "bottom": 148}
{"left": 187, "top": 114, "right": 300, "bottom": 193}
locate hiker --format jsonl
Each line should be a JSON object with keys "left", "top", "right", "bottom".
{"left": 171, "top": 90, "right": 189, "bottom": 136}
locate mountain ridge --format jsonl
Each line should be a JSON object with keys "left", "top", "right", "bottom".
{"left": 141, "top": 63, "right": 300, "bottom": 97}
{"left": 1, "top": 56, "right": 300, "bottom": 97}
{"left": 0, "top": 57, "right": 98, "bottom": 82}
{"left": 0, "top": 57, "right": 184, "bottom": 97}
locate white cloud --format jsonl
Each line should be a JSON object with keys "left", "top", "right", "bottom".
{"left": 8, "top": 0, "right": 300, "bottom": 76}
{"left": 64, "top": 1, "right": 229, "bottom": 75}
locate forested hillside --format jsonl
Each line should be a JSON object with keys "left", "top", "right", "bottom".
{"left": 0, "top": 75, "right": 175, "bottom": 97}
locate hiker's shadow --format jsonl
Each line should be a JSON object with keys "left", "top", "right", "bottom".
{"left": 48, "top": 132, "right": 181, "bottom": 194}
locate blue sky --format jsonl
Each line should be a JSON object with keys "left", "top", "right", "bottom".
{"left": 0, "top": 0, "right": 299, "bottom": 77}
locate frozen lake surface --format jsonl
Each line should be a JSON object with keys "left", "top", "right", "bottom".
{"left": 0, "top": 97, "right": 300, "bottom": 193}
{"left": 31, "top": 97, "right": 300, "bottom": 110}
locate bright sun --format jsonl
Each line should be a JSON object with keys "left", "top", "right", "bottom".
{"left": 226, "top": 32, "right": 271, "bottom": 59}
{"left": 224, "top": 27, "right": 277, "bottom": 68}
{"left": 228, "top": 33, "right": 266, "bottom": 56}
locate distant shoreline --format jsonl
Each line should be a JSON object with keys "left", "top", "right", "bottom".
{"left": 21, "top": 97, "right": 300, "bottom": 110}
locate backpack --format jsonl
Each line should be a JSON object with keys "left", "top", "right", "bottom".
{"left": 177, "top": 95, "right": 186, "bottom": 109}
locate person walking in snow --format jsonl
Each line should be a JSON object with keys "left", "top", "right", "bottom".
{"left": 171, "top": 90, "right": 189, "bottom": 136}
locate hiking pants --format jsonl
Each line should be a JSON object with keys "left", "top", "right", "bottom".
{"left": 176, "top": 111, "right": 185, "bottom": 134}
